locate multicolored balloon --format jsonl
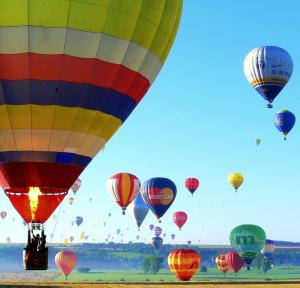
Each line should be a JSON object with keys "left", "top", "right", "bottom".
{"left": 228, "top": 173, "right": 244, "bottom": 192}
{"left": 0, "top": 0, "right": 183, "bottom": 225}
{"left": 55, "top": 251, "right": 77, "bottom": 280}
{"left": 153, "top": 226, "right": 162, "bottom": 237}
{"left": 107, "top": 173, "right": 140, "bottom": 214}
{"left": 75, "top": 216, "right": 83, "bottom": 227}
{"left": 261, "top": 239, "right": 276, "bottom": 259}
{"left": 244, "top": 46, "right": 293, "bottom": 108}
{"left": 128, "top": 193, "right": 149, "bottom": 230}
{"left": 151, "top": 236, "right": 163, "bottom": 251}
{"left": 185, "top": 178, "right": 199, "bottom": 196}
{"left": 225, "top": 251, "right": 245, "bottom": 273}
{"left": 141, "top": 177, "right": 177, "bottom": 221}
{"left": 173, "top": 211, "right": 187, "bottom": 230}
{"left": 168, "top": 249, "right": 200, "bottom": 281}
{"left": 230, "top": 224, "right": 266, "bottom": 269}
{"left": 274, "top": 110, "right": 296, "bottom": 140}
{"left": 215, "top": 255, "right": 229, "bottom": 275}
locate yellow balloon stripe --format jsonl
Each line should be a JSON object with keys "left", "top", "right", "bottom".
{"left": 0, "top": 0, "right": 182, "bottom": 62}
{"left": 0, "top": 104, "right": 121, "bottom": 138}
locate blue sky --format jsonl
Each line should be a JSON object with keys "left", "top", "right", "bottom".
{"left": 2, "top": 1, "right": 300, "bottom": 245}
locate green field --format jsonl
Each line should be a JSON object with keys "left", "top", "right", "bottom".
{"left": 53, "top": 267, "right": 300, "bottom": 282}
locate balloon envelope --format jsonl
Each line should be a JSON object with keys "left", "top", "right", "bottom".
{"left": 153, "top": 226, "right": 162, "bottom": 237}
{"left": 230, "top": 224, "right": 266, "bottom": 267}
{"left": 141, "top": 177, "right": 177, "bottom": 220}
{"left": 128, "top": 193, "right": 149, "bottom": 229}
{"left": 75, "top": 216, "right": 83, "bottom": 227}
{"left": 168, "top": 249, "right": 200, "bottom": 281}
{"left": 228, "top": 173, "right": 244, "bottom": 191}
{"left": 55, "top": 251, "right": 77, "bottom": 279}
{"left": 244, "top": 46, "right": 293, "bottom": 108}
{"left": 274, "top": 110, "right": 296, "bottom": 139}
{"left": 151, "top": 236, "right": 163, "bottom": 251}
{"left": 107, "top": 173, "right": 140, "bottom": 214}
{"left": 225, "top": 251, "right": 245, "bottom": 273}
{"left": 185, "top": 178, "right": 199, "bottom": 195}
{"left": 0, "top": 211, "right": 7, "bottom": 219}
{"left": 173, "top": 211, "right": 187, "bottom": 230}
{"left": 149, "top": 224, "right": 154, "bottom": 231}
{"left": 0, "top": 0, "right": 183, "bottom": 224}
{"left": 215, "top": 255, "right": 229, "bottom": 274}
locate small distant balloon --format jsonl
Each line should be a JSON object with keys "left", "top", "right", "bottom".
{"left": 69, "top": 198, "right": 74, "bottom": 205}
{"left": 153, "top": 226, "right": 162, "bottom": 237}
{"left": 149, "top": 224, "right": 154, "bottom": 231}
{"left": 173, "top": 211, "right": 188, "bottom": 230}
{"left": 108, "top": 213, "right": 112, "bottom": 217}
{"left": 69, "top": 236, "right": 74, "bottom": 243}
{"left": 228, "top": 173, "right": 244, "bottom": 192}
{"left": 71, "top": 178, "right": 82, "bottom": 195}
{"left": 0, "top": 211, "right": 7, "bottom": 219}
{"left": 274, "top": 110, "right": 296, "bottom": 140}
{"left": 75, "top": 216, "right": 83, "bottom": 227}
{"left": 185, "top": 178, "right": 199, "bottom": 196}
{"left": 187, "top": 240, "right": 192, "bottom": 246}
{"left": 255, "top": 139, "right": 261, "bottom": 146}
{"left": 171, "top": 234, "right": 175, "bottom": 240}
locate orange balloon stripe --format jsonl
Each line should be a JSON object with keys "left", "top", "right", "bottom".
{"left": 0, "top": 53, "right": 150, "bottom": 104}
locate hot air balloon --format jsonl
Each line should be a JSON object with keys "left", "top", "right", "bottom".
{"left": 261, "top": 239, "right": 276, "bottom": 259}
{"left": 128, "top": 193, "right": 149, "bottom": 230}
{"left": 153, "top": 226, "right": 162, "bottom": 237}
{"left": 116, "top": 229, "right": 121, "bottom": 235}
{"left": 0, "top": 0, "right": 182, "bottom": 270}
{"left": 107, "top": 173, "right": 141, "bottom": 214}
{"left": 163, "top": 233, "right": 166, "bottom": 238}
{"left": 108, "top": 213, "right": 112, "bottom": 217}
{"left": 80, "top": 232, "right": 85, "bottom": 241}
{"left": 71, "top": 179, "right": 82, "bottom": 195}
{"left": 274, "top": 110, "right": 296, "bottom": 140}
{"left": 255, "top": 139, "right": 261, "bottom": 146}
{"left": 171, "top": 234, "right": 175, "bottom": 240}
{"left": 228, "top": 173, "right": 244, "bottom": 192}
{"left": 225, "top": 251, "right": 245, "bottom": 273}
{"left": 173, "top": 211, "right": 187, "bottom": 230}
{"left": 68, "top": 198, "right": 74, "bottom": 205}
{"left": 149, "top": 224, "right": 154, "bottom": 231}
{"left": 185, "top": 178, "right": 199, "bottom": 196}
{"left": 168, "top": 249, "right": 200, "bottom": 281}
{"left": 230, "top": 224, "right": 266, "bottom": 269}
{"left": 0, "top": 211, "right": 7, "bottom": 219}
{"left": 141, "top": 177, "right": 177, "bottom": 221}
{"left": 215, "top": 255, "right": 229, "bottom": 276}
{"left": 69, "top": 236, "right": 74, "bottom": 243}
{"left": 244, "top": 46, "right": 293, "bottom": 108}
{"left": 55, "top": 251, "right": 77, "bottom": 280}
{"left": 75, "top": 216, "right": 83, "bottom": 227}
{"left": 187, "top": 240, "right": 192, "bottom": 246}
{"left": 151, "top": 236, "right": 163, "bottom": 251}
{"left": 63, "top": 239, "right": 69, "bottom": 244}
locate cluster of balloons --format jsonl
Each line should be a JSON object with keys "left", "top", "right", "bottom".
{"left": 244, "top": 46, "right": 296, "bottom": 140}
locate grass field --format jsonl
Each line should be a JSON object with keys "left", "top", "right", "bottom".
{"left": 53, "top": 267, "right": 300, "bottom": 282}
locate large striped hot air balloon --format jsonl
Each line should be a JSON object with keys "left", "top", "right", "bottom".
{"left": 107, "top": 173, "right": 140, "bottom": 214}
{"left": 0, "top": 0, "right": 182, "bottom": 225}
{"left": 244, "top": 46, "right": 293, "bottom": 108}
{"left": 55, "top": 251, "right": 77, "bottom": 280}
{"left": 168, "top": 249, "right": 200, "bottom": 281}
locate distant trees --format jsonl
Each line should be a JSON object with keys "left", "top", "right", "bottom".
{"left": 142, "top": 255, "right": 164, "bottom": 274}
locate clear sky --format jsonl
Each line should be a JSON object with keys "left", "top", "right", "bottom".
{"left": 1, "top": 0, "right": 300, "bottom": 245}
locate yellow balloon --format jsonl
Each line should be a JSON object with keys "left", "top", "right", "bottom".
{"left": 63, "top": 238, "right": 69, "bottom": 244}
{"left": 228, "top": 173, "right": 244, "bottom": 191}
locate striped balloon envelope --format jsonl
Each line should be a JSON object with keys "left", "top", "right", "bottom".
{"left": 0, "top": 1, "right": 182, "bottom": 224}
{"left": 107, "top": 173, "right": 140, "bottom": 214}
{"left": 55, "top": 250, "right": 77, "bottom": 280}
{"left": 215, "top": 255, "right": 229, "bottom": 275}
{"left": 168, "top": 249, "right": 200, "bottom": 281}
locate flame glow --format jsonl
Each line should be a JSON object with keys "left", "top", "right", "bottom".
{"left": 28, "top": 187, "right": 42, "bottom": 221}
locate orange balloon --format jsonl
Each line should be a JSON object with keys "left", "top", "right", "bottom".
{"left": 168, "top": 249, "right": 200, "bottom": 281}
{"left": 55, "top": 251, "right": 77, "bottom": 280}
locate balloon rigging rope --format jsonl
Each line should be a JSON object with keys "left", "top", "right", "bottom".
{"left": 48, "top": 199, "right": 64, "bottom": 247}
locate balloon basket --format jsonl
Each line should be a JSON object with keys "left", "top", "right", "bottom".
{"left": 267, "top": 103, "right": 273, "bottom": 108}
{"left": 23, "top": 248, "right": 48, "bottom": 270}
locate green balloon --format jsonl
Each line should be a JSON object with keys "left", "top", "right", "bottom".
{"left": 230, "top": 224, "right": 266, "bottom": 267}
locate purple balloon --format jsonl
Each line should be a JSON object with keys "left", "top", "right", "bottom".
{"left": 153, "top": 226, "right": 162, "bottom": 237}
{"left": 171, "top": 234, "right": 175, "bottom": 240}
{"left": 149, "top": 224, "right": 154, "bottom": 231}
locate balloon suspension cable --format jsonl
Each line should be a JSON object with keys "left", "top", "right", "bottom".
{"left": 48, "top": 200, "right": 64, "bottom": 247}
